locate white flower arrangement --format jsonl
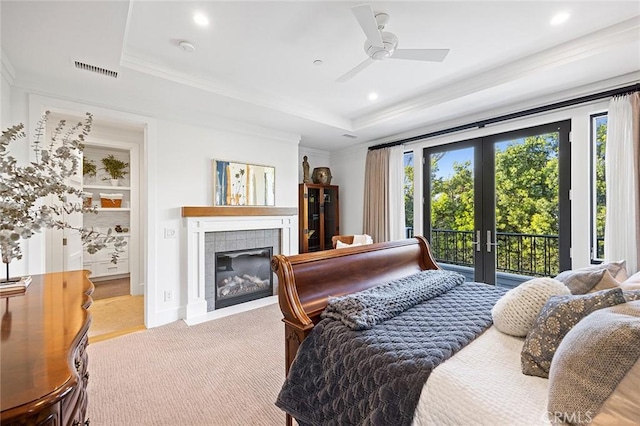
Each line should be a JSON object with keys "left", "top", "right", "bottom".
{"left": 0, "top": 111, "right": 126, "bottom": 281}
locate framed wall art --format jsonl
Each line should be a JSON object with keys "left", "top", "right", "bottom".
{"left": 213, "top": 160, "right": 275, "bottom": 206}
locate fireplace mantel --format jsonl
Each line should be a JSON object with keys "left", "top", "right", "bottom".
{"left": 182, "top": 206, "right": 297, "bottom": 217}
{"left": 183, "top": 207, "right": 298, "bottom": 324}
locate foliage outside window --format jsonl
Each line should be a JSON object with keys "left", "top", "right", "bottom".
{"left": 403, "top": 152, "right": 414, "bottom": 237}
{"left": 591, "top": 113, "right": 607, "bottom": 260}
{"left": 429, "top": 133, "right": 560, "bottom": 276}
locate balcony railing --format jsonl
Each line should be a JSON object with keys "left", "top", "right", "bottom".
{"left": 419, "top": 228, "right": 559, "bottom": 277}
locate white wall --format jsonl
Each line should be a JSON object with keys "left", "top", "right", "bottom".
{"left": 332, "top": 100, "right": 611, "bottom": 270}
{"left": 7, "top": 86, "right": 300, "bottom": 328}
{"left": 155, "top": 120, "right": 299, "bottom": 323}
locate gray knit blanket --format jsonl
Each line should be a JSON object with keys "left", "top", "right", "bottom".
{"left": 322, "top": 270, "right": 465, "bottom": 330}
{"left": 276, "top": 278, "right": 507, "bottom": 426}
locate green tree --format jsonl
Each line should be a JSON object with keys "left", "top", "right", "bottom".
{"left": 404, "top": 163, "right": 414, "bottom": 230}
{"left": 431, "top": 160, "right": 474, "bottom": 231}
{"left": 495, "top": 134, "right": 559, "bottom": 235}
{"left": 595, "top": 120, "right": 607, "bottom": 257}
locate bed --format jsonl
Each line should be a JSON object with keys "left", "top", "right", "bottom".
{"left": 271, "top": 237, "right": 640, "bottom": 426}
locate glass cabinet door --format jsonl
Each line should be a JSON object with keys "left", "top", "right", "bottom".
{"left": 322, "top": 187, "right": 339, "bottom": 249}
{"left": 306, "top": 187, "right": 321, "bottom": 251}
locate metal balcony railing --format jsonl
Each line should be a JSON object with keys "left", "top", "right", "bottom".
{"left": 413, "top": 228, "right": 560, "bottom": 277}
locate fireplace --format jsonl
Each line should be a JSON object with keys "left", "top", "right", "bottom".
{"left": 183, "top": 206, "right": 297, "bottom": 324}
{"left": 215, "top": 247, "right": 273, "bottom": 309}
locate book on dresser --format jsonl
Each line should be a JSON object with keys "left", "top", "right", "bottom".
{"left": 0, "top": 276, "right": 32, "bottom": 296}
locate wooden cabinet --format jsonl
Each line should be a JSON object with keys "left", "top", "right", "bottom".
{"left": 1, "top": 271, "right": 93, "bottom": 426}
{"left": 299, "top": 183, "right": 339, "bottom": 253}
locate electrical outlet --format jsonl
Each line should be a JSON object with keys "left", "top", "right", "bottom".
{"left": 164, "top": 290, "right": 173, "bottom": 302}
{"left": 164, "top": 228, "right": 176, "bottom": 239}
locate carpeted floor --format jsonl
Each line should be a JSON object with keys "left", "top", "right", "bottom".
{"left": 87, "top": 302, "right": 287, "bottom": 425}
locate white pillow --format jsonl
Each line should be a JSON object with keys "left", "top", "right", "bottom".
{"left": 335, "top": 240, "right": 363, "bottom": 249}
{"left": 491, "top": 277, "right": 570, "bottom": 337}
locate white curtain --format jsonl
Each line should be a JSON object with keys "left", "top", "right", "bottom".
{"left": 604, "top": 93, "right": 640, "bottom": 274}
{"left": 388, "top": 145, "right": 406, "bottom": 241}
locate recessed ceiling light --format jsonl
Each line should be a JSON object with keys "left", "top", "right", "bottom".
{"left": 550, "top": 11, "right": 570, "bottom": 26}
{"left": 368, "top": 92, "right": 378, "bottom": 101}
{"left": 194, "top": 12, "right": 209, "bottom": 27}
{"left": 313, "top": 59, "right": 323, "bottom": 66}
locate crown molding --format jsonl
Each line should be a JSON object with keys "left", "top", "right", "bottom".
{"left": 119, "top": 51, "right": 353, "bottom": 132}
{"left": 361, "top": 72, "right": 640, "bottom": 150}
{"left": 353, "top": 16, "right": 640, "bottom": 131}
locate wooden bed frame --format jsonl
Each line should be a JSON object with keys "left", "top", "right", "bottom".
{"left": 271, "top": 236, "right": 440, "bottom": 425}
{"left": 271, "top": 236, "right": 440, "bottom": 374}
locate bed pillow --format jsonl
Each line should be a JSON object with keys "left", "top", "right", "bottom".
{"left": 621, "top": 271, "right": 640, "bottom": 291}
{"left": 554, "top": 268, "right": 619, "bottom": 295}
{"left": 335, "top": 240, "right": 363, "bottom": 249}
{"left": 491, "top": 277, "right": 570, "bottom": 337}
{"left": 547, "top": 301, "right": 640, "bottom": 425}
{"left": 521, "top": 288, "right": 626, "bottom": 378}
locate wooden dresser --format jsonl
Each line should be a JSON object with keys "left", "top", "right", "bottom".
{"left": 1, "top": 271, "right": 94, "bottom": 426}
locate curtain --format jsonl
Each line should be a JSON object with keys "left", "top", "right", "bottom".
{"left": 363, "top": 146, "right": 406, "bottom": 243}
{"left": 388, "top": 145, "right": 406, "bottom": 240}
{"left": 363, "top": 148, "right": 389, "bottom": 243}
{"left": 604, "top": 92, "right": 640, "bottom": 274}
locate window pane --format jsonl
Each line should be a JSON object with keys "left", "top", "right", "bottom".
{"left": 592, "top": 114, "right": 607, "bottom": 260}
{"left": 403, "top": 152, "right": 414, "bottom": 238}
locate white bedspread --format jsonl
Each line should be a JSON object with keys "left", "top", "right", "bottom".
{"left": 412, "top": 326, "right": 550, "bottom": 426}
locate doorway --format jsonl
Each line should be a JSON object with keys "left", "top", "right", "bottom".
{"left": 423, "top": 121, "right": 571, "bottom": 286}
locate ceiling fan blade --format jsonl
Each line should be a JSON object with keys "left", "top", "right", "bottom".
{"left": 336, "top": 58, "right": 375, "bottom": 83}
{"left": 351, "top": 4, "right": 384, "bottom": 48}
{"left": 391, "top": 49, "right": 450, "bottom": 62}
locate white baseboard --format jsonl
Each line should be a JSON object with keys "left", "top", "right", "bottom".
{"left": 183, "top": 295, "right": 278, "bottom": 326}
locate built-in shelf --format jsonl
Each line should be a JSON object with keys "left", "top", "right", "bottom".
{"left": 83, "top": 184, "right": 131, "bottom": 191}
{"left": 94, "top": 208, "right": 131, "bottom": 212}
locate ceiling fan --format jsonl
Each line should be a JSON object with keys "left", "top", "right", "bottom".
{"left": 337, "top": 4, "right": 450, "bottom": 83}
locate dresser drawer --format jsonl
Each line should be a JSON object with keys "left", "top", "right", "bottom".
{"left": 95, "top": 259, "right": 129, "bottom": 276}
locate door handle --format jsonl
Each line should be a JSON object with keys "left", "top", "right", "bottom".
{"left": 471, "top": 230, "right": 481, "bottom": 252}
{"left": 486, "top": 230, "right": 499, "bottom": 253}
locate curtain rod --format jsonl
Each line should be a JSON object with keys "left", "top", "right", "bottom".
{"left": 368, "top": 82, "right": 640, "bottom": 151}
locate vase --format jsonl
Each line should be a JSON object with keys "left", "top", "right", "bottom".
{"left": 311, "top": 167, "right": 332, "bottom": 185}
{"left": 110, "top": 179, "right": 119, "bottom": 186}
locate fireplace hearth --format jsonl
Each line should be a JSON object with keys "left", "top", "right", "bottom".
{"left": 215, "top": 247, "right": 273, "bottom": 309}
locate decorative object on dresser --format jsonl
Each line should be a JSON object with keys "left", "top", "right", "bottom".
{"left": 100, "top": 154, "right": 129, "bottom": 186}
{"left": 311, "top": 166, "right": 332, "bottom": 185}
{"left": 0, "top": 111, "right": 126, "bottom": 284}
{"left": 298, "top": 183, "right": 339, "bottom": 252}
{"left": 1, "top": 271, "right": 93, "bottom": 425}
{"left": 213, "top": 159, "right": 275, "bottom": 206}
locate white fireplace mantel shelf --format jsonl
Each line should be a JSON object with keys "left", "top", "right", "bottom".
{"left": 182, "top": 206, "right": 298, "bottom": 324}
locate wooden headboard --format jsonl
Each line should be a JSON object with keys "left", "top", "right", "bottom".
{"left": 271, "top": 236, "right": 440, "bottom": 374}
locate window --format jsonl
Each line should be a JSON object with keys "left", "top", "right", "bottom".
{"left": 591, "top": 113, "right": 607, "bottom": 261}
{"left": 403, "top": 151, "right": 414, "bottom": 238}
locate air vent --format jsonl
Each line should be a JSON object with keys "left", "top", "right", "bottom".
{"left": 74, "top": 61, "right": 118, "bottom": 79}
{"left": 342, "top": 133, "right": 358, "bottom": 139}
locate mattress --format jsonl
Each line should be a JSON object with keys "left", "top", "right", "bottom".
{"left": 413, "top": 326, "right": 550, "bottom": 426}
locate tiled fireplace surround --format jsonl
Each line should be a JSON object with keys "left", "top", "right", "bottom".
{"left": 184, "top": 208, "right": 297, "bottom": 324}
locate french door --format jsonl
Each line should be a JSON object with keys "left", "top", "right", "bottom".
{"left": 423, "top": 121, "right": 571, "bottom": 286}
